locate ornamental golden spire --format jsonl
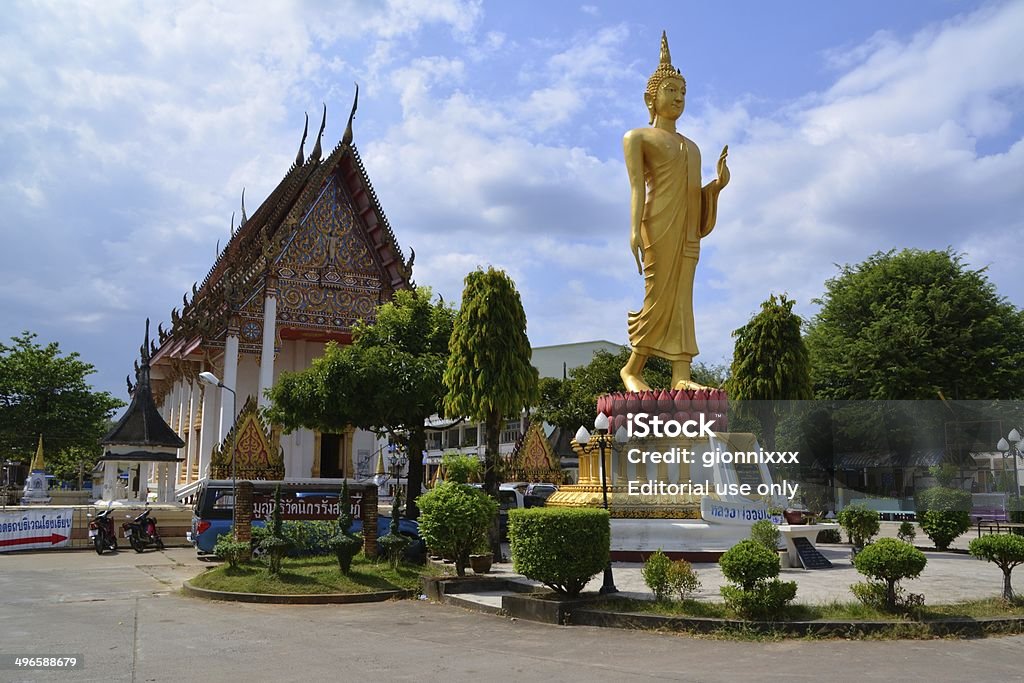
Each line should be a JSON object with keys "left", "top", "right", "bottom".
{"left": 30, "top": 434, "right": 44, "bottom": 471}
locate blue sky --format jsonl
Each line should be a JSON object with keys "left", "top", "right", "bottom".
{"left": 1, "top": 0, "right": 1022, "bottom": 405}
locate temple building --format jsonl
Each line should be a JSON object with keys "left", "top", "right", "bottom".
{"left": 130, "top": 92, "right": 414, "bottom": 500}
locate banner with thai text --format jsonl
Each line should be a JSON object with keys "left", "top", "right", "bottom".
{"left": 0, "top": 509, "right": 73, "bottom": 552}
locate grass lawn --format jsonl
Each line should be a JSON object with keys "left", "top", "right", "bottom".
{"left": 597, "top": 596, "right": 1024, "bottom": 622}
{"left": 190, "top": 555, "right": 449, "bottom": 595}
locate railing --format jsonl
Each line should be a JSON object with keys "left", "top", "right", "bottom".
{"left": 176, "top": 479, "right": 204, "bottom": 507}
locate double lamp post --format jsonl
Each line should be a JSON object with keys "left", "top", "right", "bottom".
{"left": 996, "top": 428, "right": 1023, "bottom": 511}
{"left": 573, "top": 412, "right": 627, "bottom": 595}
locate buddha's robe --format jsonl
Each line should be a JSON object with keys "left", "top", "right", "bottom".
{"left": 627, "top": 134, "right": 720, "bottom": 361}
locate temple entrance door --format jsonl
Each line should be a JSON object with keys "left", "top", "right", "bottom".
{"left": 319, "top": 433, "right": 347, "bottom": 479}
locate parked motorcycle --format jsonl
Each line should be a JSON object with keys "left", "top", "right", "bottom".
{"left": 88, "top": 507, "right": 117, "bottom": 555}
{"left": 122, "top": 509, "right": 164, "bottom": 553}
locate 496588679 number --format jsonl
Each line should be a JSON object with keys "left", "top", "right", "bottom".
{"left": 1, "top": 655, "right": 82, "bottom": 669}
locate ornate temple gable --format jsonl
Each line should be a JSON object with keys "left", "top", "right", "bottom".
{"left": 505, "top": 420, "right": 564, "bottom": 484}
{"left": 145, "top": 93, "right": 413, "bottom": 383}
{"left": 275, "top": 172, "right": 385, "bottom": 335}
{"left": 210, "top": 395, "right": 284, "bottom": 480}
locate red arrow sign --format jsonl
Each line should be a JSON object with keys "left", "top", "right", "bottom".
{"left": 0, "top": 533, "right": 67, "bottom": 548}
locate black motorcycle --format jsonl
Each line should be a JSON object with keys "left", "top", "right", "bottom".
{"left": 88, "top": 507, "right": 117, "bottom": 554}
{"left": 122, "top": 509, "right": 164, "bottom": 553}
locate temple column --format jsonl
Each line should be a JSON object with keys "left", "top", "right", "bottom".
{"left": 176, "top": 378, "right": 188, "bottom": 484}
{"left": 258, "top": 285, "right": 277, "bottom": 409}
{"left": 156, "top": 464, "right": 167, "bottom": 503}
{"left": 185, "top": 377, "right": 199, "bottom": 484}
{"left": 164, "top": 463, "right": 174, "bottom": 502}
{"left": 220, "top": 325, "right": 240, "bottom": 443}
{"left": 198, "top": 381, "right": 216, "bottom": 480}
{"left": 137, "top": 462, "right": 150, "bottom": 502}
{"left": 103, "top": 462, "right": 116, "bottom": 501}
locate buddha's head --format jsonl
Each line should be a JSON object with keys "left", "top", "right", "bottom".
{"left": 645, "top": 31, "right": 685, "bottom": 124}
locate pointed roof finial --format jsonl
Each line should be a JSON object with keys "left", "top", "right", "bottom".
{"left": 240, "top": 188, "right": 247, "bottom": 225}
{"left": 310, "top": 102, "right": 327, "bottom": 160}
{"left": 342, "top": 83, "right": 359, "bottom": 147}
{"left": 142, "top": 318, "right": 151, "bottom": 363}
{"left": 296, "top": 112, "right": 309, "bottom": 165}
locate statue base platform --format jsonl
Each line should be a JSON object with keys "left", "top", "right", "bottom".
{"left": 546, "top": 484, "right": 701, "bottom": 518}
{"left": 610, "top": 518, "right": 754, "bottom": 562}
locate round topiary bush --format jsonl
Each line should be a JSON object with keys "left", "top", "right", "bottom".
{"left": 916, "top": 487, "right": 971, "bottom": 551}
{"left": 719, "top": 539, "right": 779, "bottom": 590}
{"left": 852, "top": 537, "right": 927, "bottom": 611}
{"left": 969, "top": 533, "right": 1024, "bottom": 602}
{"left": 417, "top": 482, "right": 498, "bottom": 577}
{"left": 837, "top": 504, "right": 880, "bottom": 550}
{"left": 508, "top": 507, "right": 609, "bottom": 597}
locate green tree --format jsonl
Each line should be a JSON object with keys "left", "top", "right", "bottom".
{"left": 267, "top": 288, "right": 454, "bottom": 518}
{"left": 536, "top": 346, "right": 727, "bottom": 434}
{"left": 727, "top": 294, "right": 812, "bottom": 449}
{"left": 969, "top": 534, "right": 1024, "bottom": 602}
{"left": 0, "top": 332, "right": 123, "bottom": 466}
{"left": 806, "top": 249, "right": 1024, "bottom": 400}
{"left": 443, "top": 268, "right": 539, "bottom": 499}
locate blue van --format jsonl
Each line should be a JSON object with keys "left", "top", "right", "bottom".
{"left": 189, "top": 479, "right": 418, "bottom": 558}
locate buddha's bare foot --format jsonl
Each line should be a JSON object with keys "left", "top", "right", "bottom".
{"left": 620, "top": 368, "right": 651, "bottom": 393}
{"left": 673, "top": 379, "right": 710, "bottom": 391}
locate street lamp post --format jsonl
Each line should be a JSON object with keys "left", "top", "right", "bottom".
{"left": 199, "top": 371, "right": 238, "bottom": 539}
{"left": 389, "top": 448, "right": 408, "bottom": 507}
{"left": 996, "top": 428, "right": 1023, "bottom": 515}
{"left": 573, "top": 412, "right": 627, "bottom": 595}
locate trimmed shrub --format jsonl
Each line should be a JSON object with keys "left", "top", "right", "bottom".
{"left": 721, "top": 579, "right": 797, "bottom": 620}
{"left": 328, "top": 480, "right": 361, "bottom": 574}
{"left": 852, "top": 537, "right": 927, "bottom": 611}
{"left": 377, "top": 492, "right": 409, "bottom": 568}
{"left": 642, "top": 549, "right": 672, "bottom": 601}
{"left": 418, "top": 482, "right": 498, "bottom": 577}
{"left": 509, "top": 507, "right": 609, "bottom": 597}
{"left": 719, "top": 540, "right": 779, "bottom": 590}
{"left": 667, "top": 559, "right": 701, "bottom": 601}
{"left": 816, "top": 528, "right": 842, "bottom": 544}
{"left": 969, "top": 534, "right": 1024, "bottom": 602}
{"left": 837, "top": 504, "right": 880, "bottom": 550}
{"left": 750, "top": 519, "right": 781, "bottom": 551}
{"left": 719, "top": 540, "right": 795, "bottom": 619}
{"left": 214, "top": 534, "right": 251, "bottom": 569}
{"left": 916, "top": 487, "right": 971, "bottom": 551}
{"left": 259, "top": 485, "right": 292, "bottom": 575}
{"left": 897, "top": 521, "right": 916, "bottom": 544}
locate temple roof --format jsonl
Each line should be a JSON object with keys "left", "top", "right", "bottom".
{"left": 147, "top": 88, "right": 413, "bottom": 400}
{"left": 103, "top": 321, "right": 185, "bottom": 449}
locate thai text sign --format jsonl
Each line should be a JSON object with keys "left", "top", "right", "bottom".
{"left": 0, "top": 509, "right": 73, "bottom": 551}
{"left": 251, "top": 492, "right": 364, "bottom": 521}
{"left": 700, "top": 498, "right": 770, "bottom": 526}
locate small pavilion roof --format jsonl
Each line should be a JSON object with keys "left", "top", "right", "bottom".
{"left": 102, "top": 321, "right": 185, "bottom": 449}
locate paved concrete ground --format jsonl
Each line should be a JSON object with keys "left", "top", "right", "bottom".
{"left": 1, "top": 546, "right": 1023, "bottom": 683}
{"left": 470, "top": 522, "right": 1016, "bottom": 605}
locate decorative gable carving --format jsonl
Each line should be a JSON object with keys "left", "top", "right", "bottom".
{"left": 210, "top": 396, "right": 284, "bottom": 480}
{"left": 505, "top": 420, "right": 564, "bottom": 484}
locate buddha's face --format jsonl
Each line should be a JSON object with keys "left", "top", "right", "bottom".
{"left": 650, "top": 76, "right": 685, "bottom": 120}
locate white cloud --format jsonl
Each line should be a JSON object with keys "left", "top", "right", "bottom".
{"left": 1, "top": 0, "right": 1021, "bottom": 405}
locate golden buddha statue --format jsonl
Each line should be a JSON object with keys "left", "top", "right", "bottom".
{"left": 620, "top": 31, "right": 730, "bottom": 393}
